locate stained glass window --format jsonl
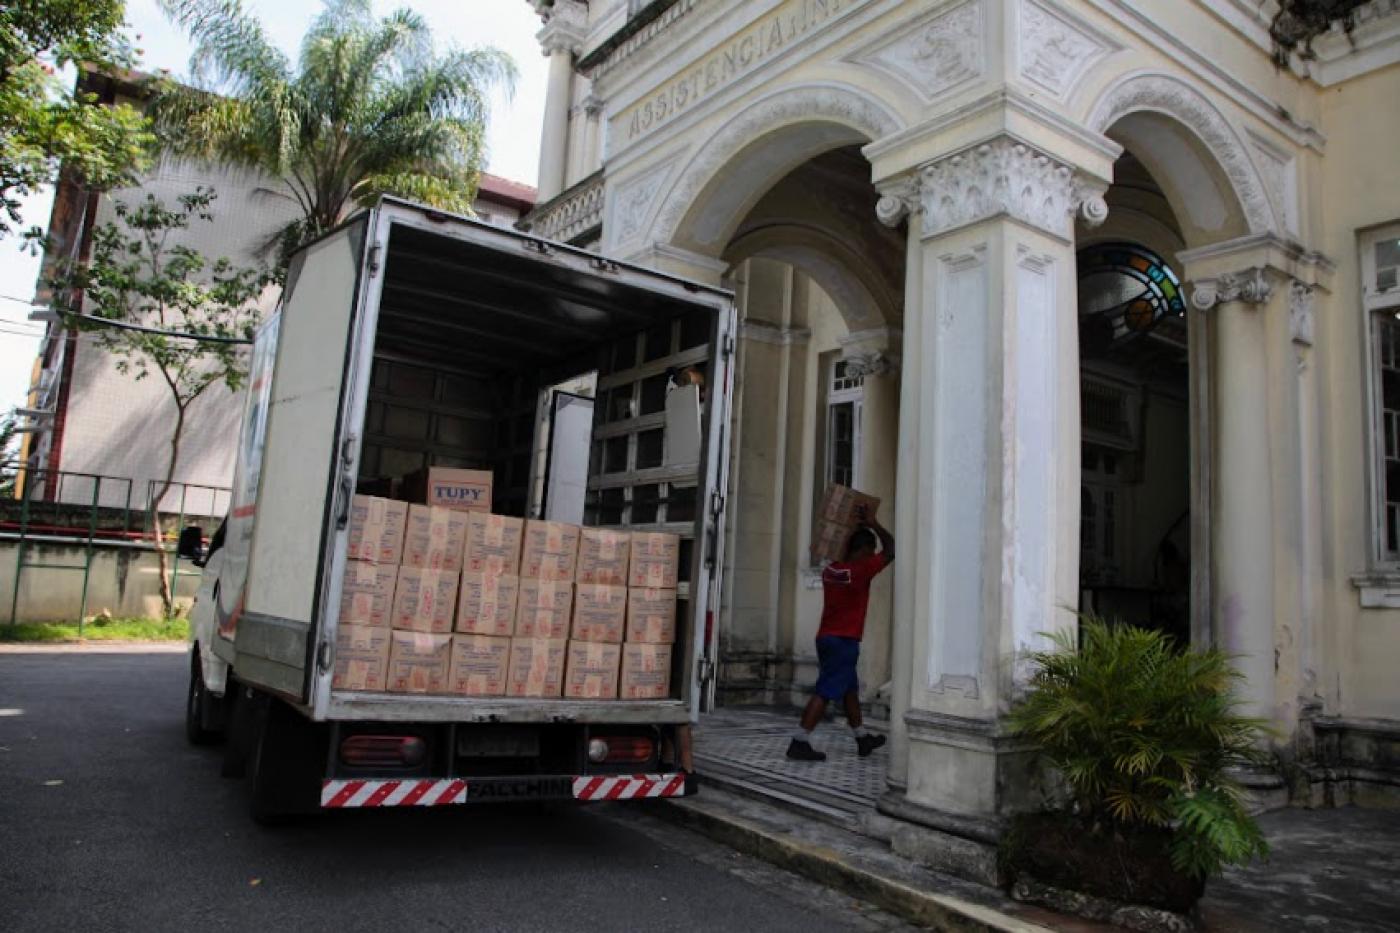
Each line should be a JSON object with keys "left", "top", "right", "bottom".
{"left": 1077, "top": 243, "right": 1185, "bottom": 354}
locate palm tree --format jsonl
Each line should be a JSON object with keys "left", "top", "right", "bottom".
{"left": 155, "top": 0, "right": 516, "bottom": 267}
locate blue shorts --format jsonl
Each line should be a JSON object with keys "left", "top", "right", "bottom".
{"left": 814, "top": 635, "right": 860, "bottom": 700}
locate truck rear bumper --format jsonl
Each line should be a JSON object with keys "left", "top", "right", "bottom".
{"left": 320, "top": 772, "right": 692, "bottom": 808}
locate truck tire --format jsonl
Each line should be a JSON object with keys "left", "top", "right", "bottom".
{"left": 185, "top": 651, "right": 223, "bottom": 745}
{"left": 248, "top": 696, "right": 324, "bottom": 824}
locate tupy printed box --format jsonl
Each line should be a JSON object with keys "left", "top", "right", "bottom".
{"left": 386, "top": 631, "right": 453, "bottom": 694}
{"left": 332, "top": 624, "right": 391, "bottom": 692}
{"left": 810, "top": 484, "right": 881, "bottom": 564}
{"left": 514, "top": 578, "right": 574, "bottom": 639}
{"left": 520, "top": 520, "right": 581, "bottom": 581}
{"left": 456, "top": 572, "right": 520, "bottom": 637}
{"left": 391, "top": 567, "right": 458, "bottom": 634}
{"left": 401, "top": 467, "right": 493, "bottom": 513}
{"left": 506, "top": 637, "right": 567, "bottom": 697}
{"left": 570, "top": 583, "right": 627, "bottom": 644}
{"left": 464, "top": 513, "right": 524, "bottom": 575}
{"left": 346, "top": 495, "right": 408, "bottom": 565}
{"left": 564, "top": 641, "right": 622, "bottom": 699}
{"left": 447, "top": 634, "right": 512, "bottom": 696}
{"left": 629, "top": 532, "right": 681, "bottom": 589}
{"left": 620, "top": 643, "right": 673, "bottom": 699}
{"left": 575, "top": 528, "right": 631, "bottom": 585}
{"left": 338, "top": 560, "right": 397, "bottom": 628}
{"left": 626, "top": 587, "right": 677, "bottom": 644}
{"left": 403, "top": 504, "right": 469, "bottom": 573}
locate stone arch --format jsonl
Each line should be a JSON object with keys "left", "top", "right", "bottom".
{"left": 1084, "top": 71, "right": 1275, "bottom": 241}
{"left": 646, "top": 82, "right": 903, "bottom": 257}
{"left": 725, "top": 223, "right": 896, "bottom": 329}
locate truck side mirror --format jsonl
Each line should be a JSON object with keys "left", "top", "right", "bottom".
{"left": 177, "top": 525, "right": 205, "bottom": 563}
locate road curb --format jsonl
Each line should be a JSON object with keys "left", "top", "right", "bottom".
{"left": 654, "top": 790, "right": 1056, "bottom": 932}
{"left": 0, "top": 641, "right": 188, "bottom": 653}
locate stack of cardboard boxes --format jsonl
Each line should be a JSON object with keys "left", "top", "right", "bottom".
{"left": 331, "top": 467, "right": 681, "bottom": 701}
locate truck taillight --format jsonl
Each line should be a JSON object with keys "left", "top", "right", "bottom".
{"left": 340, "top": 735, "right": 427, "bottom": 767}
{"left": 587, "top": 736, "right": 654, "bottom": 764}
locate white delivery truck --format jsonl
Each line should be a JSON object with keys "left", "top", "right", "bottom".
{"left": 182, "top": 198, "right": 735, "bottom": 820}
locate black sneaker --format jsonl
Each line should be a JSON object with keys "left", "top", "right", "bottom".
{"left": 856, "top": 733, "right": 887, "bottom": 757}
{"left": 786, "top": 738, "right": 827, "bottom": 761}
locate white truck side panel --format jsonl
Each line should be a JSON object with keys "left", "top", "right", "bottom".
{"left": 244, "top": 228, "right": 361, "bottom": 631}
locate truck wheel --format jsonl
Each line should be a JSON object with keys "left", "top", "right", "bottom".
{"left": 248, "top": 697, "right": 324, "bottom": 824}
{"left": 185, "top": 651, "right": 223, "bottom": 745}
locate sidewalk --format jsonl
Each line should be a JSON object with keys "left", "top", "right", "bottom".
{"left": 684, "top": 705, "right": 1400, "bottom": 932}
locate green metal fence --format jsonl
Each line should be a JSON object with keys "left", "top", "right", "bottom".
{"left": 2, "top": 462, "right": 229, "bottom": 627}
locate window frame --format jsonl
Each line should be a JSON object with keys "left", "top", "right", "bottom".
{"left": 824, "top": 359, "right": 864, "bottom": 492}
{"left": 1361, "top": 223, "right": 1400, "bottom": 570}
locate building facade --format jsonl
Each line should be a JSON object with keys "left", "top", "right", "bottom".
{"left": 520, "top": 0, "right": 1400, "bottom": 878}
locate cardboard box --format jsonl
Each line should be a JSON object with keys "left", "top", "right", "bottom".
{"left": 514, "top": 578, "right": 574, "bottom": 639}
{"left": 575, "top": 528, "right": 631, "bottom": 585}
{"left": 564, "top": 641, "right": 622, "bottom": 699}
{"left": 520, "top": 520, "right": 581, "bottom": 581}
{"left": 391, "top": 567, "right": 458, "bottom": 634}
{"left": 620, "top": 643, "right": 673, "bottom": 699}
{"left": 506, "top": 637, "right": 567, "bottom": 697}
{"left": 464, "top": 513, "right": 525, "bottom": 575}
{"left": 629, "top": 532, "right": 681, "bottom": 589}
{"left": 386, "top": 631, "right": 452, "bottom": 694}
{"left": 570, "top": 583, "right": 627, "bottom": 644}
{"left": 338, "top": 560, "right": 397, "bottom": 629}
{"left": 346, "top": 495, "right": 408, "bottom": 565}
{"left": 331, "top": 624, "right": 391, "bottom": 691}
{"left": 403, "top": 504, "right": 469, "bottom": 572}
{"left": 402, "top": 466, "right": 493, "bottom": 513}
{"left": 810, "top": 484, "right": 882, "bottom": 564}
{"left": 447, "top": 634, "right": 512, "bottom": 696}
{"left": 456, "top": 572, "right": 520, "bottom": 637}
{"left": 626, "top": 587, "right": 678, "bottom": 644}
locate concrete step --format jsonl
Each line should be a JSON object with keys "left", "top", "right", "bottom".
{"left": 653, "top": 784, "right": 1109, "bottom": 933}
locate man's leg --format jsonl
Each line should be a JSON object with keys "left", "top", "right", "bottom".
{"left": 845, "top": 688, "right": 886, "bottom": 758}
{"left": 788, "top": 693, "right": 829, "bottom": 761}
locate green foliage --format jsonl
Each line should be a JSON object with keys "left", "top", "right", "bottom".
{"left": 0, "top": 1, "right": 155, "bottom": 239}
{"left": 1009, "top": 618, "right": 1271, "bottom": 879}
{"left": 0, "top": 412, "right": 18, "bottom": 496}
{"left": 154, "top": 0, "right": 516, "bottom": 270}
{"left": 1270, "top": 0, "right": 1372, "bottom": 66}
{"left": 0, "top": 616, "right": 189, "bottom": 642}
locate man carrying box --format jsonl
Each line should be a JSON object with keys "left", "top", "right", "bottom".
{"left": 788, "top": 504, "right": 894, "bottom": 762}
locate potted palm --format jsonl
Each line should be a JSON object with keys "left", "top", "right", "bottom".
{"left": 1005, "top": 619, "right": 1270, "bottom": 926}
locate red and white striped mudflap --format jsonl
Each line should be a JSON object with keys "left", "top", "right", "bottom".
{"left": 321, "top": 778, "right": 467, "bottom": 808}
{"left": 571, "top": 773, "right": 687, "bottom": 801}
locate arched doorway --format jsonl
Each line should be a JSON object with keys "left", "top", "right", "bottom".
{"left": 672, "top": 142, "right": 905, "bottom": 712}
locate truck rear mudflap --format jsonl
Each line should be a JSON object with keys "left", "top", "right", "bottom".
{"left": 320, "top": 772, "right": 692, "bottom": 808}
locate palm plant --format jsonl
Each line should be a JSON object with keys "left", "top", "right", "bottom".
{"left": 154, "top": 0, "right": 516, "bottom": 269}
{"left": 1009, "top": 618, "right": 1270, "bottom": 880}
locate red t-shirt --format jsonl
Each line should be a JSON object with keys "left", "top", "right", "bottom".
{"left": 817, "top": 553, "right": 892, "bottom": 640}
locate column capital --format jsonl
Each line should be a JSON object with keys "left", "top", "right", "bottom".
{"left": 581, "top": 93, "right": 604, "bottom": 117}
{"left": 1189, "top": 267, "right": 1275, "bottom": 312}
{"left": 840, "top": 326, "right": 903, "bottom": 376}
{"left": 537, "top": 0, "right": 588, "bottom": 56}
{"left": 887, "top": 136, "right": 1109, "bottom": 241}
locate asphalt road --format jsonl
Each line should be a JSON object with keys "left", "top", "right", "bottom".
{"left": 0, "top": 649, "right": 917, "bottom": 933}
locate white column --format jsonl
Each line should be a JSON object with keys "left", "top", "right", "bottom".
{"left": 873, "top": 139, "right": 1108, "bottom": 883}
{"left": 535, "top": 1, "right": 587, "bottom": 202}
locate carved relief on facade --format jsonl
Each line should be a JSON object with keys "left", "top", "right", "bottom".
{"left": 850, "top": 0, "right": 985, "bottom": 103}
{"left": 1016, "top": 0, "right": 1116, "bottom": 102}
{"left": 1247, "top": 130, "right": 1300, "bottom": 237}
{"left": 609, "top": 157, "right": 680, "bottom": 247}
